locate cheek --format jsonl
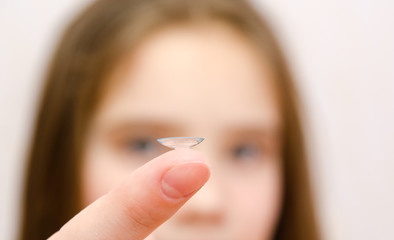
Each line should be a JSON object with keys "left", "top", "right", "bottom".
{"left": 227, "top": 161, "right": 283, "bottom": 239}
{"left": 80, "top": 139, "right": 139, "bottom": 206}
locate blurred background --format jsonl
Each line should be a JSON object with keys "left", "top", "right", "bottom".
{"left": 1, "top": 0, "right": 393, "bottom": 239}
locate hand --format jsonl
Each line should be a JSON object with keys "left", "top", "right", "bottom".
{"left": 49, "top": 149, "right": 210, "bottom": 240}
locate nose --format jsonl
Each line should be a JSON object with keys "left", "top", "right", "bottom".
{"left": 174, "top": 167, "right": 224, "bottom": 225}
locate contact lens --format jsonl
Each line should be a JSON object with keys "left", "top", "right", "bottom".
{"left": 157, "top": 137, "right": 204, "bottom": 149}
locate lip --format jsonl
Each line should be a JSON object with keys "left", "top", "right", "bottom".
{"left": 153, "top": 229, "right": 226, "bottom": 240}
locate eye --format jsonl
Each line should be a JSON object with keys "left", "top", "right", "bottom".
{"left": 230, "top": 143, "right": 264, "bottom": 165}
{"left": 124, "top": 138, "right": 162, "bottom": 158}
{"left": 127, "top": 138, "right": 154, "bottom": 151}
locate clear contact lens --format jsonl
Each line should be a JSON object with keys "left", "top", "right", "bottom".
{"left": 157, "top": 137, "right": 204, "bottom": 149}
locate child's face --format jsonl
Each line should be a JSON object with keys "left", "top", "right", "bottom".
{"left": 82, "top": 23, "right": 283, "bottom": 240}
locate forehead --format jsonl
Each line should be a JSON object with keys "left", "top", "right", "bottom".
{"left": 99, "top": 23, "right": 281, "bottom": 133}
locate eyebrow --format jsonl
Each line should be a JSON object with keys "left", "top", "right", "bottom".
{"left": 227, "top": 126, "right": 281, "bottom": 139}
{"left": 98, "top": 118, "right": 281, "bottom": 142}
{"left": 101, "top": 120, "right": 182, "bottom": 137}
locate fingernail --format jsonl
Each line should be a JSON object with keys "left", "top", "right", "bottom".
{"left": 161, "top": 163, "right": 210, "bottom": 201}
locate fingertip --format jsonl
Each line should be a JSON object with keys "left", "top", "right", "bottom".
{"left": 164, "top": 148, "right": 210, "bottom": 166}
{"left": 161, "top": 161, "right": 210, "bottom": 201}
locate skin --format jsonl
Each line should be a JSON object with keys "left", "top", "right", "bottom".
{"left": 80, "top": 22, "right": 283, "bottom": 240}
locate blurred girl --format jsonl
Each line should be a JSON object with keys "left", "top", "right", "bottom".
{"left": 20, "top": 0, "right": 320, "bottom": 239}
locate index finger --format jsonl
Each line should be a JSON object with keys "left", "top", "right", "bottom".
{"left": 49, "top": 149, "right": 210, "bottom": 240}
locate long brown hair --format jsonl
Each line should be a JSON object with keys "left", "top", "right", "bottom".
{"left": 20, "top": 0, "right": 320, "bottom": 239}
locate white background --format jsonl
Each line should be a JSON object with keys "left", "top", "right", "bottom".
{"left": 1, "top": 0, "right": 393, "bottom": 239}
